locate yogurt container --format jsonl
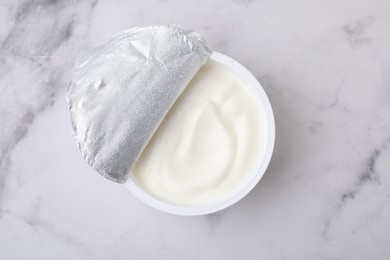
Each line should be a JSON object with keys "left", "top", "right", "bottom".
{"left": 67, "top": 26, "right": 275, "bottom": 215}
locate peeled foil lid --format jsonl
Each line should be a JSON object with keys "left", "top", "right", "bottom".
{"left": 67, "top": 25, "right": 211, "bottom": 183}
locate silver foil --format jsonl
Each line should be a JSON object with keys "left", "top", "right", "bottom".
{"left": 67, "top": 26, "right": 211, "bottom": 183}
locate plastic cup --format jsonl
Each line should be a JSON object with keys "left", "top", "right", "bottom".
{"left": 125, "top": 52, "right": 275, "bottom": 215}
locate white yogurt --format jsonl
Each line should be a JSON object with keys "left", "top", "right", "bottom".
{"left": 130, "top": 59, "right": 267, "bottom": 206}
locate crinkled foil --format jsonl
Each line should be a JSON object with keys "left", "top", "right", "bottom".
{"left": 67, "top": 26, "right": 211, "bottom": 183}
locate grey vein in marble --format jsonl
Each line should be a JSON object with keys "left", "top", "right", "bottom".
{"left": 0, "top": 0, "right": 96, "bottom": 214}
{"left": 323, "top": 139, "right": 390, "bottom": 238}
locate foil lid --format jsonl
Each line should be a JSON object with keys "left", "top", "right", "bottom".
{"left": 67, "top": 26, "right": 211, "bottom": 183}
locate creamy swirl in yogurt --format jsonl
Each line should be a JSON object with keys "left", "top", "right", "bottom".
{"left": 131, "top": 60, "right": 266, "bottom": 205}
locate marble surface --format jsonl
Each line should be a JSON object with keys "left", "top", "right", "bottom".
{"left": 1, "top": 0, "right": 390, "bottom": 259}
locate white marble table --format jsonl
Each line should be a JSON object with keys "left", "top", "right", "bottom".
{"left": 1, "top": 0, "right": 390, "bottom": 259}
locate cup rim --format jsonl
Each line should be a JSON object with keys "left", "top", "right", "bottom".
{"left": 124, "top": 51, "right": 275, "bottom": 216}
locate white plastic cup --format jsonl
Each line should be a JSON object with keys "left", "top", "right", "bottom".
{"left": 125, "top": 52, "right": 275, "bottom": 215}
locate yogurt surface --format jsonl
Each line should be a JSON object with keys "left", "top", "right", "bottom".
{"left": 130, "top": 60, "right": 267, "bottom": 205}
